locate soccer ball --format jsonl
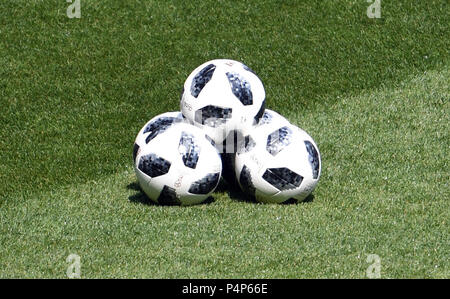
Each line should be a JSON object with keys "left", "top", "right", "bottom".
{"left": 220, "top": 109, "right": 292, "bottom": 187}
{"left": 133, "top": 120, "right": 222, "bottom": 206}
{"left": 234, "top": 122, "right": 321, "bottom": 204}
{"left": 180, "top": 59, "right": 266, "bottom": 148}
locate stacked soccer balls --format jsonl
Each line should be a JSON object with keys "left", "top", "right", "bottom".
{"left": 133, "top": 59, "right": 321, "bottom": 206}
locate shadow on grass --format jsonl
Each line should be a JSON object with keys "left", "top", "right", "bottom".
{"left": 127, "top": 180, "right": 314, "bottom": 206}
{"left": 126, "top": 182, "right": 215, "bottom": 207}
{"left": 127, "top": 182, "right": 157, "bottom": 206}
{"left": 219, "top": 179, "right": 315, "bottom": 205}
{"left": 283, "top": 194, "right": 315, "bottom": 205}
{"left": 214, "top": 178, "right": 253, "bottom": 203}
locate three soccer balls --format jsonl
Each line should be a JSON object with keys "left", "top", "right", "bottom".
{"left": 133, "top": 59, "right": 321, "bottom": 205}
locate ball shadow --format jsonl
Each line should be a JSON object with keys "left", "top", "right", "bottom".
{"left": 126, "top": 182, "right": 216, "bottom": 207}
{"left": 282, "top": 193, "right": 315, "bottom": 205}
{"left": 127, "top": 182, "right": 158, "bottom": 206}
{"left": 220, "top": 178, "right": 316, "bottom": 205}
{"left": 217, "top": 178, "right": 258, "bottom": 204}
{"left": 127, "top": 181, "right": 313, "bottom": 206}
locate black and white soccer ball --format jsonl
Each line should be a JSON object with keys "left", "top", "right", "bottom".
{"left": 220, "top": 109, "right": 292, "bottom": 187}
{"left": 180, "top": 59, "right": 266, "bottom": 149}
{"left": 133, "top": 116, "right": 222, "bottom": 206}
{"left": 234, "top": 120, "right": 321, "bottom": 204}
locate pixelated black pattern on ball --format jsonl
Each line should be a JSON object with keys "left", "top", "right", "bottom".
{"left": 266, "top": 126, "right": 293, "bottom": 156}
{"left": 238, "top": 135, "right": 255, "bottom": 154}
{"left": 138, "top": 153, "right": 171, "bottom": 178}
{"left": 191, "top": 64, "right": 216, "bottom": 98}
{"left": 188, "top": 172, "right": 220, "bottom": 195}
{"left": 195, "top": 105, "right": 232, "bottom": 127}
{"left": 258, "top": 110, "right": 273, "bottom": 126}
{"left": 241, "top": 63, "right": 256, "bottom": 75}
{"left": 205, "top": 134, "right": 216, "bottom": 146}
{"left": 262, "top": 167, "right": 303, "bottom": 191}
{"left": 180, "top": 87, "right": 184, "bottom": 102}
{"left": 244, "top": 135, "right": 256, "bottom": 152}
{"left": 239, "top": 165, "right": 255, "bottom": 195}
{"left": 254, "top": 99, "right": 266, "bottom": 124}
{"left": 304, "top": 141, "right": 320, "bottom": 179}
{"left": 143, "top": 117, "right": 178, "bottom": 144}
{"left": 157, "top": 185, "right": 181, "bottom": 205}
{"left": 226, "top": 72, "right": 253, "bottom": 105}
{"left": 132, "top": 143, "right": 140, "bottom": 163}
{"left": 178, "top": 132, "right": 201, "bottom": 169}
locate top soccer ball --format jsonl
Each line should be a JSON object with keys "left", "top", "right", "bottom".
{"left": 180, "top": 59, "right": 266, "bottom": 149}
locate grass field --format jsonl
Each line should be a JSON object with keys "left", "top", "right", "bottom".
{"left": 0, "top": 0, "right": 448, "bottom": 278}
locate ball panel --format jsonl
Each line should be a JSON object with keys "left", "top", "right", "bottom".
{"left": 257, "top": 110, "right": 273, "bottom": 126}
{"left": 204, "top": 134, "right": 216, "bottom": 146}
{"left": 179, "top": 87, "right": 184, "bottom": 102}
{"left": 191, "top": 63, "right": 216, "bottom": 98}
{"left": 253, "top": 99, "right": 266, "bottom": 124}
{"left": 304, "top": 140, "right": 320, "bottom": 179}
{"left": 239, "top": 165, "right": 255, "bottom": 195}
{"left": 241, "top": 63, "right": 256, "bottom": 74}
{"left": 134, "top": 112, "right": 184, "bottom": 150}
{"left": 266, "top": 126, "right": 292, "bottom": 156}
{"left": 143, "top": 116, "right": 180, "bottom": 144}
{"left": 237, "top": 135, "right": 256, "bottom": 155}
{"left": 178, "top": 131, "right": 200, "bottom": 169}
{"left": 157, "top": 185, "right": 181, "bottom": 205}
{"left": 256, "top": 109, "right": 289, "bottom": 127}
{"left": 262, "top": 167, "right": 303, "bottom": 191}
{"left": 226, "top": 71, "right": 253, "bottom": 105}
{"left": 194, "top": 105, "right": 232, "bottom": 127}
{"left": 243, "top": 135, "right": 256, "bottom": 153}
{"left": 188, "top": 172, "right": 220, "bottom": 195}
{"left": 132, "top": 143, "right": 140, "bottom": 163}
{"left": 138, "top": 153, "right": 171, "bottom": 178}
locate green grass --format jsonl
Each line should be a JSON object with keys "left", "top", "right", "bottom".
{"left": 0, "top": 0, "right": 448, "bottom": 278}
